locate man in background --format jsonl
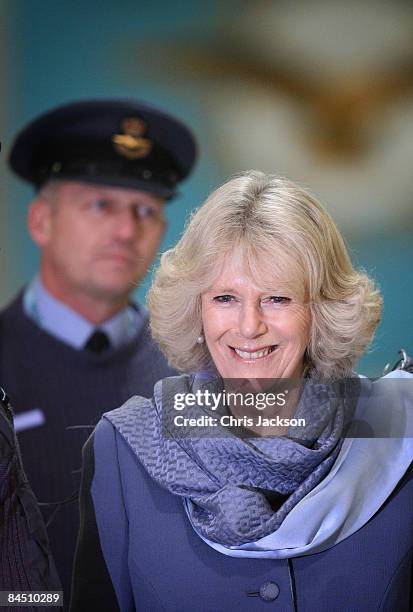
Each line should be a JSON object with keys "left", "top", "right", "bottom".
{"left": 0, "top": 99, "right": 196, "bottom": 599}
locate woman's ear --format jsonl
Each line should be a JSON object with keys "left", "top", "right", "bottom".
{"left": 27, "top": 199, "right": 53, "bottom": 247}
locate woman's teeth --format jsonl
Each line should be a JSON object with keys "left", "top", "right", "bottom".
{"left": 233, "top": 346, "right": 276, "bottom": 359}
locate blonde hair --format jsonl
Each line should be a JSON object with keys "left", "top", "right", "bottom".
{"left": 148, "top": 171, "right": 382, "bottom": 379}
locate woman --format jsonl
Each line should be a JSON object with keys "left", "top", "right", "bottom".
{"left": 71, "top": 172, "right": 413, "bottom": 611}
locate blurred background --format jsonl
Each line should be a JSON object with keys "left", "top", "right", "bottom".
{"left": 1, "top": 0, "right": 412, "bottom": 374}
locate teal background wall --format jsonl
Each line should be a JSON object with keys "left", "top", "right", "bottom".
{"left": 1, "top": 0, "right": 412, "bottom": 376}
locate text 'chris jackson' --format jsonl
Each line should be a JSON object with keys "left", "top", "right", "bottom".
{"left": 172, "top": 390, "right": 306, "bottom": 429}
{"left": 173, "top": 414, "right": 306, "bottom": 428}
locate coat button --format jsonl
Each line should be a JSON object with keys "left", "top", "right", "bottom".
{"left": 259, "top": 580, "right": 280, "bottom": 602}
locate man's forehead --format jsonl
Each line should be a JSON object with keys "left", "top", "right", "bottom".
{"left": 51, "top": 179, "right": 166, "bottom": 205}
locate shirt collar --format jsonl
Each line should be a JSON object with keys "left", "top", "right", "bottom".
{"left": 23, "top": 276, "right": 145, "bottom": 350}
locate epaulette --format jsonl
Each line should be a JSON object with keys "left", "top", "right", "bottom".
{"left": 383, "top": 349, "right": 413, "bottom": 375}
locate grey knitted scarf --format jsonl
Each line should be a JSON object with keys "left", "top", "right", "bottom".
{"left": 106, "top": 374, "right": 358, "bottom": 547}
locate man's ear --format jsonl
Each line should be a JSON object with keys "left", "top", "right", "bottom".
{"left": 27, "top": 199, "right": 53, "bottom": 247}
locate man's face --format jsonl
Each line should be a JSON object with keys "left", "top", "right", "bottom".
{"left": 29, "top": 180, "right": 166, "bottom": 305}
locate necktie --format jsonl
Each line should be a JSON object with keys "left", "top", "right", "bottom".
{"left": 84, "top": 329, "right": 111, "bottom": 353}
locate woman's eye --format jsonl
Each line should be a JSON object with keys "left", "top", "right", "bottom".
{"left": 265, "top": 296, "right": 291, "bottom": 304}
{"left": 213, "top": 295, "right": 234, "bottom": 304}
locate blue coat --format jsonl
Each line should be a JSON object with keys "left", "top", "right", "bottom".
{"left": 70, "top": 416, "right": 413, "bottom": 611}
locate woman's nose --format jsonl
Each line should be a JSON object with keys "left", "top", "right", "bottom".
{"left": 238, "top": 303, "right": 267, "bottom": 338}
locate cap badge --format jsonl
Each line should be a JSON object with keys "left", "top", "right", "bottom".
{"left": 112, "top": 117, "right": 152, "bottom": 160}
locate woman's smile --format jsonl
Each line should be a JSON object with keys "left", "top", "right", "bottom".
{"left": 229, "top": 344, "right": 278, "bottom": 361}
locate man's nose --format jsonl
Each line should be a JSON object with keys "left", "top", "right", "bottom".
{"left": 239, "top": 303, "right": 267, "bottom": 338}
{"left": 113, "top": 207, "right": 141, "bottom": 241}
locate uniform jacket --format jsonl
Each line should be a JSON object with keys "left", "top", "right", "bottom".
{"left": 0, "top": 292, "right": 175, "bottom": 601}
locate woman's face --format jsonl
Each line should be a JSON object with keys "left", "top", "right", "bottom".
{"left": 201, "top": 255, "right": 311, "bottom": 379}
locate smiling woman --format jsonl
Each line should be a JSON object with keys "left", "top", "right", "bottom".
{"left": 71, "top": 172, "right": 413, "bottom": 612}
{"left": 149, "top": 171, "right": 380, "bottom": 380}
{"left": 200, "top": 257, "right": 311, "bottom": 380}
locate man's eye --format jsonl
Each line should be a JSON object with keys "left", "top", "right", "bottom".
{"left": 134, "top": 205, "right": 157, "bottom": 219}
{"left": 90, "top": 199, "right": 111, "bottom": 211}
{"left": 213, "top": 295, "right": 234, "bottom": 304}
